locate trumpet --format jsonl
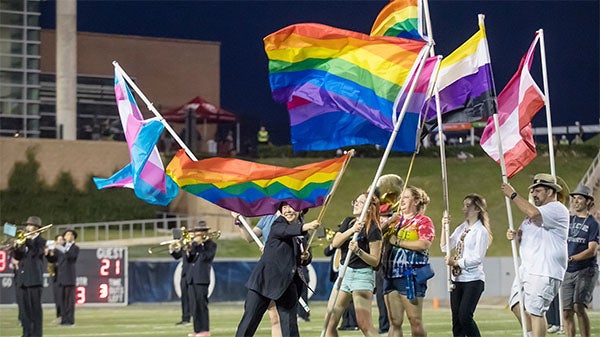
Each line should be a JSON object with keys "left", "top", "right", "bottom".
{"left": 147, "top": 229, "right": 221, "bottom": 254}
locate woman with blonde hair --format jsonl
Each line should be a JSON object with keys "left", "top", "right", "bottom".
{"left": 382, "top": 186, "right": 435, "bottom": 337}
{"left": 441, "top": 193, "right": 492, "bottom": 337}
{"left": 324, "top": 192, "right": 382, "bottom": 337}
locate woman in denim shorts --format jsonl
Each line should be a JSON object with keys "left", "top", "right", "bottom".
{"left": 324, "top": 192, "right": 382, "bottom": 337}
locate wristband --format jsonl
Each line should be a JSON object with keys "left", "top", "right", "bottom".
{"left": 510, "top": 192, "right": 518, "bottom": 200}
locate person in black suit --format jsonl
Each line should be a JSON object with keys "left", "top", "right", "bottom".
{"left": 47, "top": 229, "right": 79, "bottom": 326}
{"left": 12, "top": 216, "right": 47, "bottom": 337}
{"left": 45, "top": 234, "right": 65, "bottom": 324}
{"left": 186, "top": 221, "right": 217, "bottom": 337}
{"left": 170, "top": 238, "right": 192, "bottom": 326}
{"left": 235, "top": 202, "right": 320, "bottom": 337}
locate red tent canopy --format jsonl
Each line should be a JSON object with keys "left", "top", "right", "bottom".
{"left": 162, "top": 96, "right": 237, "bottom": 123}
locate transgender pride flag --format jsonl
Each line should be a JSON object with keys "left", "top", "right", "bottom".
{"left": 93, "top": 69, "right": 178, "bottom": 206}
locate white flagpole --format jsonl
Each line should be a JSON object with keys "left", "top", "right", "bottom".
{"left": 113, "top": 61, "right": 199, "bottom": 162}
{"left": 320, "top": 43, "right": 432, "bottom": 337}
{"left": 493, "top": 114, "right": 528, "bottom": 337}
{"left": 424, "top": 0, "right": 455, "bottom": 293}
{"left": 538, "top": 28, "right": 563, "bottom": 330}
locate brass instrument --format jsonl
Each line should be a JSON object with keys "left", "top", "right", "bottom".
{"left": 147, "top": 228, "right": 221, "bottom": 254}
{"left": 313, "top": 227, "right": 336, "bottom": 247}
{"left": 12, "top": 224, "right": 53, "bottom": 248}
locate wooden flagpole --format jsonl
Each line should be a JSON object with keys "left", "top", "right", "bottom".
{"left": 320, "top": 43, "right": 433, "bottom": 337}
{"left": 113, "top": 61, "right": 198, "bottom": 162}
{"left": 306, "top": 149, "right": 355, "bottom": 248}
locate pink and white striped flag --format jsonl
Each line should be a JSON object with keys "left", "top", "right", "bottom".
{"left": 480, "top": 33, "right": 545, "bottom": 178}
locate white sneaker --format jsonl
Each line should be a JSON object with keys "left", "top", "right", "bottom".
{"left": 547, "top": 325, "right": 560, "bottom": 334}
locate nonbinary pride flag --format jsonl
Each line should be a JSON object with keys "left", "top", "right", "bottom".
{"left": 93, "top": 69, "right": 178, "bottom": 206}
{"left": 480, "top": 33, "right": 545, "bottom": 178}
{"left": 166, "top": 150, "right": 350, "bottom": 217}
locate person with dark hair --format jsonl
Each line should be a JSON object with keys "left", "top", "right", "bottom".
{"left": 170, "top": 238, "right": 192, "bottom": 326}
{"left": 12, "top": 216, "right": 47, "bottom": 337}
{"left": 323, "top": 192, "right": 382, "bottom": 337}
{"left": 47, "top": 229, "right": 79, "bottom": 326}
{"left": 235, "top": 202, "right": 320, "bottom": 337}
{"left": 45, "top": 234, "right": 65, "bottom": 324}
{"left": 440, "top": 194, "right": 493, "bottom": 337}
{"left": 503, "top": 173, "right": 569, "bottom": 337}
{"left": 186, "top": 221, "right": 217, "bottom": 337}
{"left": 562, "top": 185, "right": 598, "bottom": 337}
{"left": 382, "top": 186, "right": 435, "bottom": 337}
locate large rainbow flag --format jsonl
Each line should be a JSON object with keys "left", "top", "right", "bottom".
{"left": 264, "top": 23, "right": 428, "bottom": 152}
{"left": 370, "top": 0, "right": 425, "bottom": 41}
{"left": 166, "top": 150, "right": 350, "bottom": 217}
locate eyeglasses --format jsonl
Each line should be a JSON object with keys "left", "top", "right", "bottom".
{"left": 351, "top": 199, "right": 366, "bottom": 207}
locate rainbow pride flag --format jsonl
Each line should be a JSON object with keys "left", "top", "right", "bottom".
{"left": 166, "top": 150, "right": 350, "bottom": 217}
{"left": 370, "top": 0, "right": 425, "bottom": 41}
{"left": 265, "top": 23, "right": 428, "bottom": 152}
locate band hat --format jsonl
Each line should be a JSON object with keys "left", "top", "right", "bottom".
{"left": 528, "top": 173, "right": 563, "bottom": 192}
{"left": 193, "top": 220, "right": 210, "bottom": 231}
{"left": 23, "top": 216, "right": 42, "bottom": 228}
{"left": 570, "top": 184, "right": 594, "bottom": 201}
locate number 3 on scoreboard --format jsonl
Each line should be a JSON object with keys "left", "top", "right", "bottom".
{"left": 99, "top": 283, "right": 109, "bottom": 299}
{"left": 76, "top": 286, "right": 86, "bottom": 304}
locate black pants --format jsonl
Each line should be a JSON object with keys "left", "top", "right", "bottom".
{"left": 376, "top": 269, "right": 389, "bottom": 332}
{"left": 450, "top": 280, "right": 484, "bottom": 337}
{"left": 52, "top": 279, "right": 62, "bottom": 318}
{"left": 236, "top": 281, "right": 300, "bottom": 337}
{"left": 21, "top": 286, "right": 43, "bottom": 337}
{"left": 181, "top": 276, "right": 191, "bottom": 321}
{"left": 61, "top": 285, "right": 76, "bottom": 324}
{"left": 190, "top": 283, "right": 210, "bottom": 333}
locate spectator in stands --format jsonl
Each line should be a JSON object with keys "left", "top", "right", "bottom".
{"left": 559, "top": 135, "right": 570, "bottom": 146}
{"left": 563, "top": 185, "right": 599, "bottom": 337}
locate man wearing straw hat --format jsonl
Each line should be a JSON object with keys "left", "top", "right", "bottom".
{"left": 13, "top": 216, "right": 47, "bottom": 337}
{"left": 562, "top": 185, "right": 598, "bottom": 337}
{"left": 502, "top": 174, "right": 569, "bottom": 337}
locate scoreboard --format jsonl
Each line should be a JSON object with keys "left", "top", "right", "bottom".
{"left": 0, "top": 247, "right": 128, "bottom": 305}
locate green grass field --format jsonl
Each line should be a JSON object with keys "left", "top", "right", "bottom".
{"left": 1, "top": 301, "right": 599, "bottom": 337}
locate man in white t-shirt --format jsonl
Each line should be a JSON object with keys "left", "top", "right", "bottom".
{"left": 502, "top": 173, "right": 569, "bottom": 337}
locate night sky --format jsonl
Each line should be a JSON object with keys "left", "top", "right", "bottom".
{"left": 40, "top": 1, "right": 599, "bottom": 146}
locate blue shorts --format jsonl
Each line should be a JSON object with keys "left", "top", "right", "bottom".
{"left": 340, "top": 266, "right": 375, "bottom": 293}
{"left": 383, "top": 276, "right": 428, "bottom": 298}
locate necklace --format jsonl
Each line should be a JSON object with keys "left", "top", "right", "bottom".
{"left": 569, "top": 214, "right": 590, "bottom": 237}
